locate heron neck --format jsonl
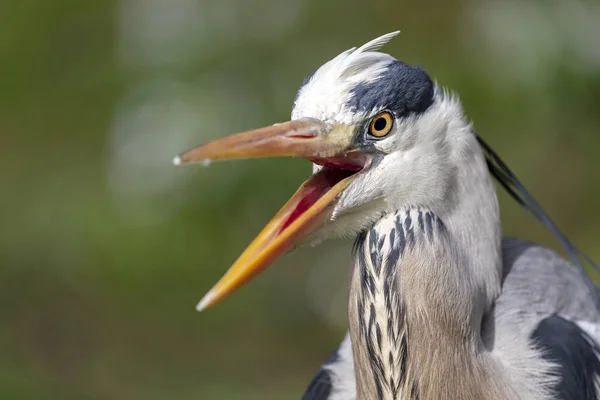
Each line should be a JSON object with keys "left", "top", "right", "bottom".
{"left": 347, "top": 143, "right": 504, "bottom": 399}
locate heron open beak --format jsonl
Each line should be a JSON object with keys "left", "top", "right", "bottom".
{"left": 174, "top": 118, "right": 366, "bottom": 311}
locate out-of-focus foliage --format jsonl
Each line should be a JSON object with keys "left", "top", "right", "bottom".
{"left": 1, "top": 0, "right": 599, "bottom": 398}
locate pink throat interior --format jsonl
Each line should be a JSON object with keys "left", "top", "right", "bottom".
{"left": 279, "top": 154, "right": 368, "bottom": 233}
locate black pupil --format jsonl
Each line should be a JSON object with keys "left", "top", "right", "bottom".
{"left": 373, "top": 117, "right": 387, "bottom": 132}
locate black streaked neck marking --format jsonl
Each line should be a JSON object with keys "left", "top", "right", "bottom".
{"left": 351, "top": 208, "right": 446, "bottom": 400}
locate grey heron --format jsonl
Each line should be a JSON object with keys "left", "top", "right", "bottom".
{"left": 174, "top": 32, "right": 600, "bottom": 399}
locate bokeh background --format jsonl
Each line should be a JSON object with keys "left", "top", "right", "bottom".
{"left": 2, "top": 0, "right": 600, "bottom": 398}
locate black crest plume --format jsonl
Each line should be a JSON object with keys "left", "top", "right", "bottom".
{"left": 477, "top": 135, "right": 600, "bottom": 307}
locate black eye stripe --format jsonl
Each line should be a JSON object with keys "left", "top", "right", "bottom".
{"left": 345, "top": 61, "right": 434, "bottom": 118}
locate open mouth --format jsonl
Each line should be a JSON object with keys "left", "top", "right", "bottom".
{"left": 173, "top": 117, "right": 368, "bottom": 310}
{"left": 193, "top": 155, "right": 367, "bottom": 311}
{"left": 280, "top": 155, "right": 368, "bottom": 232}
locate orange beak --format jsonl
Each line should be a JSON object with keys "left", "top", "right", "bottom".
{"left": 174, "top": 118, "right": 367, "bottom": 311}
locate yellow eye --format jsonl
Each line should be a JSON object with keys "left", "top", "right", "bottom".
{"left": 368, "top": 111, "right": 393, "bottom": 137}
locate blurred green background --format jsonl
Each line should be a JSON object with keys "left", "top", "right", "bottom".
{"left": 1, "top": 0, "right": 600, "bottom": 398}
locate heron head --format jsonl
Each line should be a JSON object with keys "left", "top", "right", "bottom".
{"left": 175, "top": 31, "right": 464, "bottom": 310}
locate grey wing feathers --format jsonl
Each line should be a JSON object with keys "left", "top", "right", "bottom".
{"left": 500, "top": 238, "right": 600, "bottom": 322}
{"left": 494, "top": 238, "right": 600, "bottom": 398}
